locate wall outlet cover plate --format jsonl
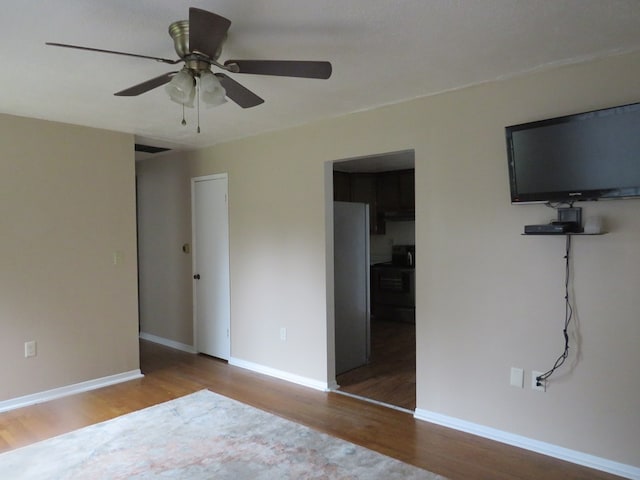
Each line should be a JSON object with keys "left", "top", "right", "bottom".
{"left": 532, "top": 370, "right": 546, "bottom": 392}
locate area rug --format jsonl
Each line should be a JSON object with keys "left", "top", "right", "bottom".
{"left": 0, "top": 389, "right": 446, "bottom": 479}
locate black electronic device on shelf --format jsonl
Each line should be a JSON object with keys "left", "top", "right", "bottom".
{"left": 524, "top": 222, "right": 579, "bottom": 235}
{"left": 524, "top": 206, "right": 583, "bottom": 234}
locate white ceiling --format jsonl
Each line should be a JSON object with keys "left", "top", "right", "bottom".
{"left": 3, "top": 1, "right": 640, "bottom": 155}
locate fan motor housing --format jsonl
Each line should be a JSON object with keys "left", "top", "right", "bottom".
{"left": 169, "top": 19, "right": 223, "bottom": 61}
{"left": 168, "top": 20, "right": 190, "bottom": 58}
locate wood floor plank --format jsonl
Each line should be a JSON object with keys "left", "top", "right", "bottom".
{"left": 0, "top": 340, "right": 625, "bottom": 480}
{"left": 337, "top": 319, "right": 416, "bottom": 410}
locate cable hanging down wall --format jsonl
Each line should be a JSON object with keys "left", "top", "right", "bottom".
{"left": 536, "top": 234, "right": 573, "bottom": 386}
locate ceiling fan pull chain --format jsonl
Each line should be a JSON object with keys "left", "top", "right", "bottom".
{"left": 197, "top": 83, "right": 201, "bottom": 134}
{"left": 181, "top": 104, "right": 186, "bottom": 126}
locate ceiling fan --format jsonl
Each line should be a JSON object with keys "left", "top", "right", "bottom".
{"left": 46, "top": 7, "right": 332, "bottom": 110}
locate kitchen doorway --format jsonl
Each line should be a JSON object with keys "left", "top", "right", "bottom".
{"left": 330, "top": 150, "right": 416, "bottom": 411}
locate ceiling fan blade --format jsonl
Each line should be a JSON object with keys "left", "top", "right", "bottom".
{"left": 224, "top": 60, "right": 332, "bottom": 79}
{"left": 46, "top": 42, "right": 180, "bottom": 64}
{"left": 114, "top": 72, "right": 178, "bottom": 96}
{"left": 215, "top": 73, "right": 264, "bottom": 109}
{"left": 189, "top": 8, "right": 231, "bottom": 59}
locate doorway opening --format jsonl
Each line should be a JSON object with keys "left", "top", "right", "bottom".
{"left": 330, "top": 150, "right": 416, "bottom": 411}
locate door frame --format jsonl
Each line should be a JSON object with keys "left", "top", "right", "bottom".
{"left": 191, "top": 173, "right": 231, "bottom": 358}
{"left": 326, "top": 150, "right": 416, "bottom": 406}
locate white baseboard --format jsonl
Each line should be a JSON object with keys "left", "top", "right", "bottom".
{"left": 139, "top": 332, "right": 196, "bottom": 354}
{"left": 414, "top": 408, "right": 640, "bottom": 480}
{"left": 0, "top": 370, "right": 144, "bottom": 413}
{"left": 228, "top": 357, "right": 331, "bottom": 392}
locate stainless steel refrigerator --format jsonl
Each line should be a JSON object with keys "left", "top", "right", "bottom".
{"left": 334, "top": 201, "right": 370, "bottom": 376}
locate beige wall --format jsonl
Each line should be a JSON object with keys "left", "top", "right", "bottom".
{"left": 136, "top": 157, "right": 193, "bottom": 345}
{"left": 0, "top": 114, "right": 140, "bottom": 400}
{"left": 137, "top": 51, "right": 640, "bottom": 467}
{"left": 193, "top": 137, "right": 332, "bottom": 381}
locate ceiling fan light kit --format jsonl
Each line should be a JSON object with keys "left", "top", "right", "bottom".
{"left": 165, "top": 69, "right": 196, "bottom": 106}
{"left": 199, "top": 71, "right": 227, "bottom": 108}
{"left": 46, "top": 7, "right": 332, "bottom": 131}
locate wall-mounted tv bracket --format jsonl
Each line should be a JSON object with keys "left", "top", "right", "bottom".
{"left": 555, "top": 206, "right": 582, "bottom": 232}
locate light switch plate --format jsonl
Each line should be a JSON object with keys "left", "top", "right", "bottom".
{"left": 113, "top": 251, "right": 124, "bottom": 266}
{"left": 510, "top": 367, "right": 524, "bottom": 388}
{"left": 24, "top": 340, "right": 37, "bottom": 358}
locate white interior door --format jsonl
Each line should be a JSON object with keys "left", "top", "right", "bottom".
{"left": 192, "top": 174, "right": 230, "bottom": 359}
{"left": 334, "top": 201, "right": 370, "bottom": 375}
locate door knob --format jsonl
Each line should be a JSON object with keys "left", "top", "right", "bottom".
{"left": 193, "top": 274, "right": 201, "bottom": 280}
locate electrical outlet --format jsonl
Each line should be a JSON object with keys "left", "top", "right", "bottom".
{"left": 24, "top": 341, "right": 37, "bottom": 358}
{"left": 279, "top": 327, "right": 287, "bottom": 341}
{"left": 532, "top": 370, "right": 546, "bottom": 392}
{"left": 510, "top": 367, "right": 524, "bottom": 388}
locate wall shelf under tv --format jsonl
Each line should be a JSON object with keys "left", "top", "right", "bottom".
{"left": 522, "top": 232, "right": 607, "bottom": 236}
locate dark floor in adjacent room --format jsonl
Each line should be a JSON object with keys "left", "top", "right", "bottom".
{"left": 336, "top": 319, "right": 416, "bottom": 410}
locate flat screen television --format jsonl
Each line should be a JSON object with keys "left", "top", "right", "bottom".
{"left": 505, "top": 101, "right": 640, "bottom": 203}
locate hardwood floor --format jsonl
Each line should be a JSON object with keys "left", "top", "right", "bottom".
{"left": 0, "top": 340, "right": 624, "bottom": 480}
{"left": 336, "top": 319, "right": 416, "bottom": 410}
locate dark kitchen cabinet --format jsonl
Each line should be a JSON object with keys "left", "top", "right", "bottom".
{"left": 398, "top": 170, "right": 415, "bottom": 209}
{"left": 376, "top": 172, "right": 400, "bottom": 210}
{"left": 333, "top": 169, "right": 415, "bottom": 234}
{"left": 350, "top": 173, "right": 376, "bottom": 205}
{"left": 377, "top": 169, "right": 415, "bottom": 211}
{"left": 333, "top": 171, "right": 351, "bottom": 202}
{"left": 350, "top": 173, "right": 384, "bottom": 234}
